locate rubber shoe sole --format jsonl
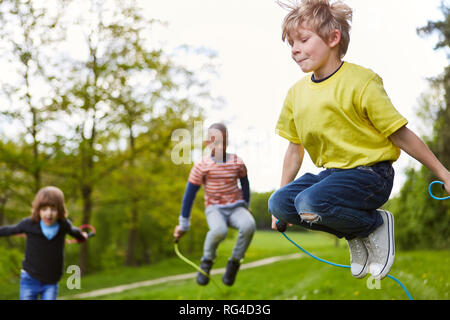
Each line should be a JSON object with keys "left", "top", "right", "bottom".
{"left": 348, "top": 238, "right": 369, "bottom": 279}
{"left": 369, "top": 210, "right": 395, "bottom": 280}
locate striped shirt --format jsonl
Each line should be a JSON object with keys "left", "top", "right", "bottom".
{"left": 188, "top": 153, "right": 247, "bottom": 207}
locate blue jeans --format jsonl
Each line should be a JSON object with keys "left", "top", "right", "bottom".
{"left": 268, "top": 161, "right": 394, "bottom": 240}
{"left": 19, "top": 270, "right": 59, "bottom": 300}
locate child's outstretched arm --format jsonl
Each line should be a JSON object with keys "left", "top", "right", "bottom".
{"left": 173, "top": 182, "right": 201, "bottom": 240}
{"left": 389, "top": 125, "right": 450, "bottom": 193}
{"left": 0, "top": 219, "right": 27, "bottom": 237}
{"left": 271, "top": 142, "right": 305, "bottom": 230}
{"left": 65, "top": 219, "right": 88, "bottom": 241}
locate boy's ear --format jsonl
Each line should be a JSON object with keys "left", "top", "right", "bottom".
{"left": 328, "top": 29, "right": 341, "bottom": 48}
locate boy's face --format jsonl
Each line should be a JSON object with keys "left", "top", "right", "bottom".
{"left": 206, "top": 128, "right": 227, "bottom": 159}
{"left": 288, "top": 23, "right": 340, "bottom": 78}
{"left": 39, "top": 205, "right": 58, "bottom": 226}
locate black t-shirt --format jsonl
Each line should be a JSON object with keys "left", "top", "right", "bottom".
{"left": 0, "top": 218, "right": 85, "bottom": 284}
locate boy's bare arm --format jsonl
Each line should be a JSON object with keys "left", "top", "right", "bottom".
{"left": 281, "top": 142, "right": 305, "bottom": 187}
{"left": 271, "top": 142, "right": 305, "bottom": 230}
{"left": 389, "top": 125, "right": 450, "bottom": 193}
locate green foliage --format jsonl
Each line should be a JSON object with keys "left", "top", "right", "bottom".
{"left": 387, "top": 2, "right": 450, "bottom": 250}
{"left": 249, "top": 191, "right": 273, "bottom": 230}
{"left": 0, "top": 0, "right": 218, "bottom": 279}
{"left": 250, "top": 191, "right": 307, "bottom": 232}
{"left": 0, "top": 245, "right": 22, "bottom": 287}
{"left": 386, "top": 167, "right": 450, "bottom": 250}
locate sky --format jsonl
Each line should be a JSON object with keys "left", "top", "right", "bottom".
{"left": 141, "top": 0, "right": 448, "bottom": 194}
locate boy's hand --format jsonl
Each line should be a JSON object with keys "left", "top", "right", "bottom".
{"left": 444, "top": 177, "right": 450, "bottom": 194}
{"left": 271, "top": 215, "right": 292, "bottom": 231}
{"left": 173, "top": 225, "right": 186, "bottom": 240}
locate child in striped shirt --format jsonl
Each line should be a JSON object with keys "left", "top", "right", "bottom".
{"left": 173, "top": 123, "right": 256, "bottom": 286}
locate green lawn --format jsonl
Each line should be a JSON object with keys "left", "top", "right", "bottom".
{"left": 2, "top": 230, "right": 449, "bottom": 300}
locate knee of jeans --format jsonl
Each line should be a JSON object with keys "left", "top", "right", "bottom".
{"left": 210, "top": 227, "right": 228, "bottom": 241}
{"left": 268, "top": 190, "right": 284, "bottom": 217}
{"left": 294, "top": 193, "right": 323, "bottom": 216}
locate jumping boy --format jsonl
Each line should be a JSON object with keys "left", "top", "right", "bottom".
{"left": 269, "top": 0, "right": 450, "bottom": 280}
{"left": 173, "top": 123, "right": 256, "bottom": 286}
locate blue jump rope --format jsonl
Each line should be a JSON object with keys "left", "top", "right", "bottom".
{"left": 276, "top": 181, "right": 448, "bottom": 301}
{"left": 174, "top": 181, "right": 447, "bottom": 300}
{"left": 429, "top": 181, "right": 449, "bottom": 200}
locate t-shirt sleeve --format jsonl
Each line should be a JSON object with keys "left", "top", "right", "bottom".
{"left": 360, "top": 75, "right": 408, "bottom": 137}
{"left": 187, "top": 161, "right": 205, "bottom": 186}
{"left": 275, "top": 88, "right": 302, "bottom": 144}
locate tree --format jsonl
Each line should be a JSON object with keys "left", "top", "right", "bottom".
{"left": 51, "top": 0, "right": 218, "bottom": 270}
{"left": 0, "top": 0, "right": 68, "bottom": 194}
{"left": 386, "top": 2, "right": 450, "bottom": 249}
{"left": 416, "top": 2, "right": 450, "bottom": 169}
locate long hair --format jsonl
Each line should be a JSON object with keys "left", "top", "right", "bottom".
{"left": 31, "top": 186, "right": 68, "bottom": 223}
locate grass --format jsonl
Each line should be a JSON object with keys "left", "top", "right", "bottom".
{"left": 1, "top": 230, "right": 449, "bottom": 300}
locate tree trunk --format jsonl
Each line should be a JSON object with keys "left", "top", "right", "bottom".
{"left": 125, "top": 125, "right": 138, "bottom": 266}
{"left": 79, "top": 185, "right": 92, "bottom": 275}
{"left": 125, "top": 204, "right": 138, "bottom": 266}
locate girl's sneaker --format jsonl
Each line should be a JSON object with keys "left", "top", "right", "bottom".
{"left": 222, "top": 258, "right": 240, "bottom": 286}
{"left": 197, "top": 259, "right": 213, "bottom": 286}
{"left": 362, "top": 210, "right": 395, "bottom": 280}
{"left": 347, "top": 238, "right": 369, "bottom": 278}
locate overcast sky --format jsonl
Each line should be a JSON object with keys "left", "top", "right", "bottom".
{"left": 141, "top": 0, "right": 448, "bottom": 194}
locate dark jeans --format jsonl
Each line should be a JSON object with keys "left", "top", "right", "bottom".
{"left": 268, "top": 161, "right": 394, "bottom": 240}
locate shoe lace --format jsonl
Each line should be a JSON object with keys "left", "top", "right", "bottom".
{"left": 349, "top": 239, "right": 367, "bottom": 262}
{"left": 363, "top": 233, "right": 382, "bottom": 258}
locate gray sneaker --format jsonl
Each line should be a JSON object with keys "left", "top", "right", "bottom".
{"left": 362, "top": 210, "right": 395, "bottom": 280}
{"left": 347, "top": 238, "right": 369, "bottom": 278}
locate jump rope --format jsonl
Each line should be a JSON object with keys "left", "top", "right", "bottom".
{"left": 174, "top": 181, "right": 447, "bottom": 300}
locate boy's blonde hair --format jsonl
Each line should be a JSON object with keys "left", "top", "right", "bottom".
{"left": 279, "top": 0, "right": 353, "bottom": 58}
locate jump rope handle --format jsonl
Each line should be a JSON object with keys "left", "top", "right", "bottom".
{"left": 276, "top": 220, "right": 287, "bottom": 233}
{"left": 429, "top": 181, "right": 449, "bottom": 200}
{"left": 80, "top": 224, "right": 96, "bottom": 238}
{"left": 72, "top": 224, "right": 96, "bottom": 243}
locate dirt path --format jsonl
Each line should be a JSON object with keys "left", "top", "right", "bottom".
{"left": 60, "top": 253, "right": 303, "bottom": 299}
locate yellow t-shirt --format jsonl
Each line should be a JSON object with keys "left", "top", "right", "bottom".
{"left": 275, "top": 62, "right": 408, "bottom": 169}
